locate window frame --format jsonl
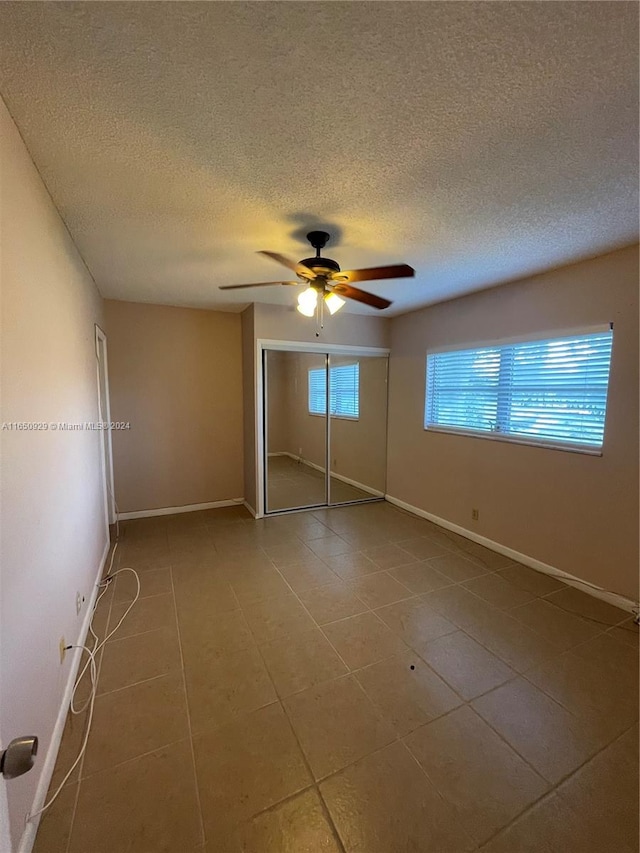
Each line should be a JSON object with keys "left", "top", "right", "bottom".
{"left": 308, "top": 362, "right": 360, "bottom": 421}
{"left": 423, "top": 326, "right": 613, "bottom": 456}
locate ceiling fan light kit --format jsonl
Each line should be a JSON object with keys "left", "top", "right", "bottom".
{"left": 219, "top": 231, "right": 415, "bottom": 332}
{"left": 297, "top": 287, "right": 318, "bottom": 317}
{"left": 324, "top": 291, "right": 345, "bottom": 315}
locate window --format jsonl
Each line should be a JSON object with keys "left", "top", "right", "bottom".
{"left": 309, "top": 363, "right": 360, "bottom": 419}
{"left": 425, "top": 328, "right": 613, "bottom": 451}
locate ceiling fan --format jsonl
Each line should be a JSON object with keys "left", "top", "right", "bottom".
{"left": 219, "top": 231, "right": 414, "bottom": 317}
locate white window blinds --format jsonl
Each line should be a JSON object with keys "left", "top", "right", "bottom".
{"left": 309, "top": 363, "right": 360, "bottom": 419}
{"left": 425, "top": 330, "right": 613, "bottom": 450}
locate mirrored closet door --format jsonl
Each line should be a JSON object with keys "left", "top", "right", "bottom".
{"left": 265, "top": 349, "right": 328, "bottom": 512}
{"left": 263, "top": 347, "right": 388, "bottom": 514}
{"left": 328, "top": 354, "right": 388, "bottom": 505}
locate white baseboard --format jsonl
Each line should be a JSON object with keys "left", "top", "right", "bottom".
{"left": 243, "top": 501, "right": 256, "bottom": 517}
{"left": 270, "top": 452, "right": 384, "bottom": 499}
{"left": 385, "top": 494, "right": 638, "bottom": 615}
{"left": 329, "top": 470, "right": 384, "bottom": 499}
{"left": 304, "top": 458, "right": 383, "bottom": 498}
{"left": 117, "top": 498, "right": 245, "bottom": 520}
{"left": 19, "top": 536, "right": 111, "bottom": 853}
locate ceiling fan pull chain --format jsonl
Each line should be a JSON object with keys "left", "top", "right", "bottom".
{"left": 316, "top": 294, "right": 324, "bottom": 337}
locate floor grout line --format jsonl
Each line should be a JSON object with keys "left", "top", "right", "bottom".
{"left": 169, "top": 565, "right": 207, "bottom": 849}
{"left": 101, "top": 620, "right": 179, "bottom": 646}
{"left": 91, "top": 669, "right": 173, "bottom": 699}
{"left": 218, "top": 526, "right": 631, "bottom": 728}
{"left": 395, "top": 736, "right": 480, "bottom": 849}
{"left": 38, "top": 505, "right": 637, "bottom": 853}
{"left": 63, "top": 538, "right": 118, "bottom": 853}
{"left": 229, "top": 538, "right": 418, "bottom": 847}
{"left": 97, "top": 621, "right": 179, "bottom": 650}
{"left": 79, "top": 735, "right": 192, "bottom": 784}
{"left": 241, "top": 590, "right": 348, "bottom": 850}
{"left": 62, "top": 775, "right": 82, "bottom": 853}
{"left": 243, "top": 517, "right": 638, "bottom": 837}
{"left": 473, "top": 717, "right": 640, "bottom": 851}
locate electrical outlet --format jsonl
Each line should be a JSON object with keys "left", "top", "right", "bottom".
{"left": 76, "top": 591, "right": 83, "bottom": 615}
{"left": 59, "top": 637, "right": 67, "bottom": 664}
{"left": 471, "top": 508, "right": 479, "bottom": 521}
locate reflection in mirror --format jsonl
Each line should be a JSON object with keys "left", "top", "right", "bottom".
{"left": 265, "top": 350, "right": 327, "bottom": 512}
{"left": 328, "top": 355, "right": 388, "bottom": 504}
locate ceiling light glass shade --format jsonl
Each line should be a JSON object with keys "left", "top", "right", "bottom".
{"left": 297, "top": 287, "right": 318, "bottom": 317}
{"left": 324, "top": 292, "right": 346, "bottom": 315}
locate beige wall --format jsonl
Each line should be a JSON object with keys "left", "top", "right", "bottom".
{"left": 265, "top": 349, "right": 294, "bottom": 454}
{"left": 0, "top": 96, "right": 107, "bottom": 848}
{"left": 268, "top": 350, "right": 327, "bottom": 468}
{"left": 285, "top": 351, "right": 326, "bottom": 470}
{"left": 253, "top": 302, "right": 391, "bottom": 349}
{"left": 105, "top": 300, "right": 244, "bottom": 513}
{"left": 387, "top": 245, "right": 639, "bottom": 601}
{"left": 331, "top": 355, "right": 388, "bottom": 492}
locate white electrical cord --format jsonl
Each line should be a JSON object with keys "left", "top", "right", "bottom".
{"left": 27, "top": 515, "right": 140, "bottom": 823}
{"left": 26, "top": 644, "right": 97, "bottom": 822}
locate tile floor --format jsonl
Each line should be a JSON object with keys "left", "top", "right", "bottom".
{"left": 35, "top": 502, "right": 639, "bottom": 852}
{"left": 267, "top": 455, "right": 374, "bottom": 511}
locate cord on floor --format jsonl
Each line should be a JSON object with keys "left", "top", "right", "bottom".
{"left": 26, "top": 513, "right": 139, "bottom": 824}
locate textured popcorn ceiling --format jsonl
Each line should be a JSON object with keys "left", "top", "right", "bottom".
{"left": 0, "top": 2, "right": 637, "bottom": 316}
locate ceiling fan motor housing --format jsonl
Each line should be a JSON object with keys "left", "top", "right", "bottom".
{"left": 303, "top": 230, "right": 341, "bottom": 281}
{"left": 301, "top": 256, "right": 341, "bottom": 275}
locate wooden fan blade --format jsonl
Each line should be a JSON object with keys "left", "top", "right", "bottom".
{"left": 332, "top": 264, "right": 414, "bottom": 283}
{"left": 331, "top": 283, "right": 392, "bottom": 310}
{"left": 258, "top": 250, "right": 317, "bottom": 279}
{"left": 219, "top": 281, "right": 299, "bottom": 290}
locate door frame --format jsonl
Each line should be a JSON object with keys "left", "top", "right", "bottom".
{"left": 255, "top": 339, "right": 390, "bottom": 518}
{"left": 1, "top": 774, "right": 10, "bottom": 853}
{"left": 95, "top": 325, "right": 116, "bottom": 526}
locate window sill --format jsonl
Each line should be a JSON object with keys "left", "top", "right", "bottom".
{"left": 309, "top": 412, "right": 359, "bottom": 421}
{"left": 423, "top": 425, "right": 603, "bottom": 456}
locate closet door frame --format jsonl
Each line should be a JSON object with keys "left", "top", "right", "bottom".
{"left": 256, "top": 339, "right": 390, "bottom": 519}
